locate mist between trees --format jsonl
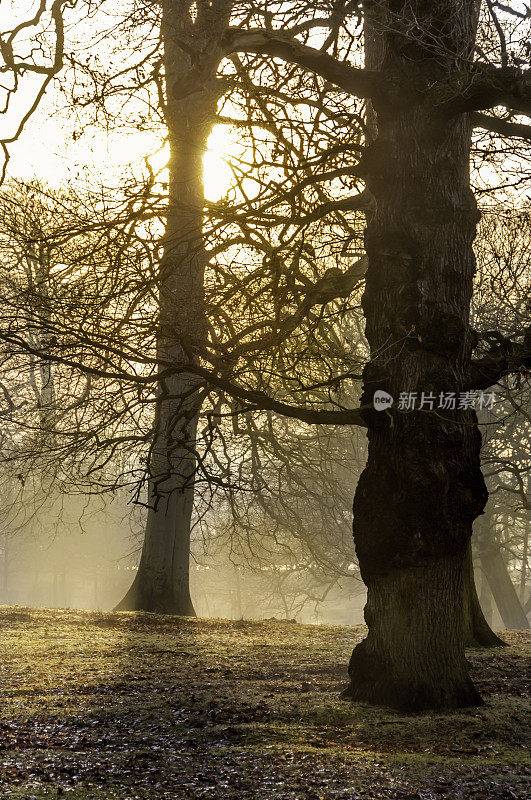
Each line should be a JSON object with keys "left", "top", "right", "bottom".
{"left": 0, "top": 0, "right": 529, "bottom": 713}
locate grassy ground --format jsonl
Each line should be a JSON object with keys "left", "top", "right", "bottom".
{"left": 0, "top": 607, "right": 529, "bottom": 799}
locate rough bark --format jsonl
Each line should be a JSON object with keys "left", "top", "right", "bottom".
{"left": 344, "top": 1, "right": 486, "bottom": 710}
{"left": 116, "top": 1, "right": 230, "bottom": 614}
{"left": 344, "top": 556, "right": 481, "bottom": 710}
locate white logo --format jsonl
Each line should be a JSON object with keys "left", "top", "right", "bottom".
{"left": 373, "top": 390, "right": 393, "bottom": 410}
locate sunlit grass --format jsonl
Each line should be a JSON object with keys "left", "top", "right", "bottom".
{"left": 0, "top": 607, "right": 528, "bottom": 798}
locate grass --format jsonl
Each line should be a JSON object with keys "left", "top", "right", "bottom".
{"left": 0, "top": 606, "right": 529, "bottom": 798}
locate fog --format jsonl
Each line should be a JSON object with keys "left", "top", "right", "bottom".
{"left": 0, "top": 486, "right": 369, "bottom": 623}
{"left": 0, "top": 487, "right": 516, "bottom": 633}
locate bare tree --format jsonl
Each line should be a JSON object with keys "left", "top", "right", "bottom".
{"left": 212, "top": 0, "right": 531, "bottom": 710}
{"left": 0, "top": 0, "right": 529, "bottom": 711}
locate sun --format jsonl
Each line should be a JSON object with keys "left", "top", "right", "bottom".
{"left": 7, "top": 94, "right": 239, "bottom": 207}
{"left": 203, "top": 124, "right": 239, "bottom": 202}
{"left": 146, "top": 124, "right": 240, "bottom": 201}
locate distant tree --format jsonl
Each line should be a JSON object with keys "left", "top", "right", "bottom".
{"left": 472, "top": 210, "right": 530, "bottom": 630}
{"left": 1, "top": 0, "right": 530, "bottom": 712}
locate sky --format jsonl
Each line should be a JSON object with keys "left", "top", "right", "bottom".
{"left": 7, "top": 95, "right": 237, "bottom": 201}
{"left": 2, "top": 2, "right": 528, "bottom": 203}
{"left": 1, "top": 0, "right": 237, "bottom": 200}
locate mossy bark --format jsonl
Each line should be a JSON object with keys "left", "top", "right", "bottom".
{"left": 344, "top": 0, "right": 486, "bottom": 711}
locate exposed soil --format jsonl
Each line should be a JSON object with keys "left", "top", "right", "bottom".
{"left": 0, "top": 607, "right": 529, "bottom": 798}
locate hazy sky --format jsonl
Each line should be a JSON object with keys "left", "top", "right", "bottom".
{"left": 2, "top": 0, "right": 237, "bottom": 198}
{"left": 8, "top": 100, "right": 236, "bottom": 201}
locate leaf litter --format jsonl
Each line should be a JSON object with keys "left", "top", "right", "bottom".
{"left": 0, "top": 607, "right": 529, "bottom": 799}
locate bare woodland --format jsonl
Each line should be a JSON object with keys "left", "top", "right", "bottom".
{"left": 0, "top": 1, "right": 529, "bottom": 796}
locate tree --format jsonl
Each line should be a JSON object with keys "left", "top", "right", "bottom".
{"left": 74, "top": 0, "right": 369, "bottom": 615}
{"left": 215, "top": 0, "right": 530, "bottom": 709}
{"left": 336, "top": 0, "right": 528, "bottom": 710}
{"left": 116, "top": 0, "right": 233, "bottom": 614}
{"left": 472, "top": 209, "right": 530, "bottom": 632}
{"left": 2, "top": 0, "right": 529, "bottom": 710}
{"left": 0, "top": 1, "right": 380, "bottom": 619}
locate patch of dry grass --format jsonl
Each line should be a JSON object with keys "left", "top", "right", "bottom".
{"left": 0, "top": 607, "right": 529, "bottom": 799}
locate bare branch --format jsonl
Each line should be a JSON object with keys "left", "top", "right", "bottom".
{"left": 472, "top": 112, "right": 531, "bottom": 141}
{"left": 222, "top": 27, "right": 382, "bottom": 99}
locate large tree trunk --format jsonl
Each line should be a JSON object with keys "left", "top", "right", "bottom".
{"left": 346, "top": 556, "right": 481, "bottom": 710}
{"left": 344, "top": 1, "right": 486, "bottom": 711}
{"left": 116, "top": 1, "right": 230, "bottom": 614}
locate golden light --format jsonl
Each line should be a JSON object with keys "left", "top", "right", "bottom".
{"left": 203, "top": 124, "right": 240, "bottom": 202}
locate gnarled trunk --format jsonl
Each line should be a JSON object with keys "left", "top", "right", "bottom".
{"left": 344, "top": 1, "right": 486, "bottom": 710}
{"left": 116, "top": 0, "right": 230, "bottom": 614}
{"left": 346, "top": 556, "right": 481, "bottom": 710}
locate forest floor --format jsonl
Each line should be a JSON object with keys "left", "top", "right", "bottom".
{"left": 0, "top": 607, "right": 529, "bottom": 799}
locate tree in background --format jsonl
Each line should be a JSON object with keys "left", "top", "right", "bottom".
{"left": 472, "top": 210, "right": 530, "bottom": 631}
{"left": 114, "top": 1, "right": 235, "bottom": 614}
{"left": 0, "top": 0, "right": 529, "bottom": 711}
